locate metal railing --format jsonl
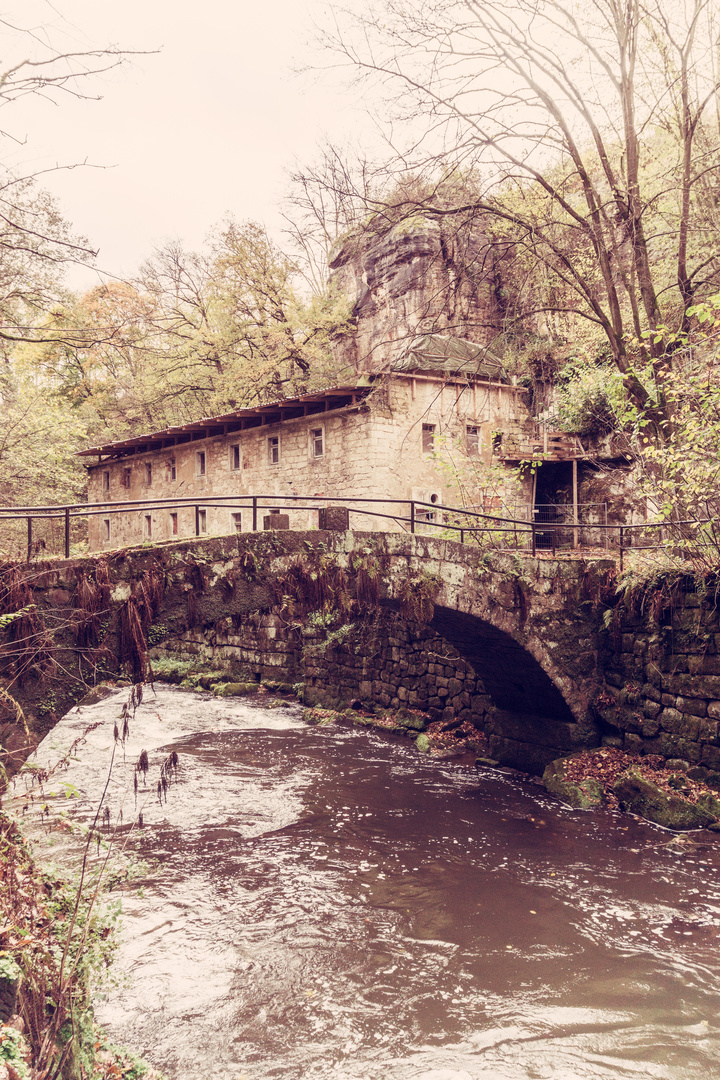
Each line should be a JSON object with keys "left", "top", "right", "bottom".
{"left": 0, "top": 492, "right": 708, "bottom": 569}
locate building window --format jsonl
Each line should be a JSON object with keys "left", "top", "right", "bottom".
{"left": 121, "top": 467, "right": 132, "bottom": 489}
{"left": 418, "top": 493, "right": 440, "bottom": 525}
{"left": 231, "top": 512, "right": 242, "bottom": 534}
{"left": 466, "top": 425, "right": 480, "bottom": 458}
{"left": 102, "top": 470, "right": 110, "bottom": 493}
{"left": 230, "top": 444, "right": 241, "bottom": 470}
{"left": 198, "top": 509, "right": 207, "bottom": 534}
{"left": 268, "top": 436, "right": 280, "bottom": 465}
{"left": 103, "top": 518, "right": 111, "bottom": 541}
{"left": 310, "top": 426, "right": 324, "bottom": 458}
{"left": 168, "top": 457, "right": 176, "bottom": 481}
{"left": 196, "top": 450, "right": 206, "bottom": 477}
{"left": 145, "top": 462, "right": 152, "bottom": 486}
{"left": 144, "top": 515, "right": 152, "bottom": 538}
{"left": 422, "top": 423, "right": 436, "bottom": 454}
{"left": 170, "top": 512, "right": 178, "bottom": 535}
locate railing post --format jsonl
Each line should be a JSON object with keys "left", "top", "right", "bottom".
{"left": 604, "top": 501, "right": 609, "bottom": 550}
{"left": 26, "top": 517, "right": 32, "bottom": 563}
{"left": 410, "top": 501, "right": 415, "bottom": 534}
{"left": 531, "top": 521, "right": 536, "bottom": 557}
{"left": 64, "top": 507, "right": 70, "bottom": 559}
{"left": 619, "top": 526, "right": 624, "bottom": 573}
{"left": 552, "top": 524, "right": 556, "bottom": 557}
{"left": 252, "top": 496, "right": 258, "bottom": 532}
{"left": 195, "top": 505, "right": 200, "bottom": 536}
{"left": 460, "top": 528, "right": 464, "bottom": 544}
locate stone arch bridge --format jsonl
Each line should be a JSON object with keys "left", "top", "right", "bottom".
{"left": 0, "top": 530, "right": 616, "bottom": 774}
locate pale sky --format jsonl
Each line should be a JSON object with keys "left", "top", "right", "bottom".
{"left": 5, "top": 0, "right": 367, "bottom": 289}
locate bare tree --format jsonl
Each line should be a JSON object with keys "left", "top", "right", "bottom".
{"left": 322, "top": 0, "right": 720, "bottom": 426}
{"left": 0, "top": 11, "right": 142, "bottom": 348}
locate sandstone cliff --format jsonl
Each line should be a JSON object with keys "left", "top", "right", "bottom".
{"left": 329, "top": 218, "right": 504, "bottom": 373}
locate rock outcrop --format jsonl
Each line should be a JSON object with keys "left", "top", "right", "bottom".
{"left": 329, "top": 219, "right": 504, "bottom": 372}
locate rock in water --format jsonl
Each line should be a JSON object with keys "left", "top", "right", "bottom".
{"left": 543, "top": 757, "right": 605, "bottom": 809}
{"left": 612, "top": 768, "right": 719, "bottom": 830}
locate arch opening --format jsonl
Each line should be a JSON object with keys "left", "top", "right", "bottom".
{"left": 430, "top": 606, "right": 598, "bottom": 772}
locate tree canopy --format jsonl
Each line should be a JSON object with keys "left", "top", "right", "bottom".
{"left": 322, "top": 0, "right": 720, "bottom": 424}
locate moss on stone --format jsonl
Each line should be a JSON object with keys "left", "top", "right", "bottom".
{"left": 214, "top": 682, "right": 258, "bottom": 697}
{"left": 543, "top": 758, "right": 605, "bottom": 809}
{"left": 612, "top": 768, "right": 719, "bottom": 830}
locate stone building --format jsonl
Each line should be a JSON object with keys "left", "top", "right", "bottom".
{"left": 80, "top": 336, "right": 534, "bottom": 551}
{"left": 80, "top": 218, "right": 621, "bottom": 552}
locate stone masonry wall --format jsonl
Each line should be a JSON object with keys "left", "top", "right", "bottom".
{"left": 151, "top": 608, "right": 587, "bottom": 774}
{"left": 596, "top": 587, "right": 720, "bottom": 768}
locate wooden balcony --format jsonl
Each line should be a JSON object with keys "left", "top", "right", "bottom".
{"left": 493, "top": 428, "right": 587, "bottom": 463}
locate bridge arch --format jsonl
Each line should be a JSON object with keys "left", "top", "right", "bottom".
{"left": 1, "top": 530, "right": 611, "bottom": 775}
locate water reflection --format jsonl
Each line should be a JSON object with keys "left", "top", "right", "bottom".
{"left": 12, "top": 687, "right": 720, "bottom": 1079}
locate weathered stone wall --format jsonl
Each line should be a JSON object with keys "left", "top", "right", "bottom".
{"left": 151, "top": 613, "right": 489, "bottom": 720}
{"left": 149, "top": 610, "right": 582, "bottom": 773}
{"left": 13, "top": 530, "right": 720, "bottom": 776}
{"left": 1, "top": 532, "right": 607, "bottom": 776}
{"left": 595, "top": 587, "right": 720, "bottom": 768}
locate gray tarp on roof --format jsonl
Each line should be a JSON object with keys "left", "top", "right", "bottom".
{"left": 390, "top": 334, "right": 508, "bottom": 382}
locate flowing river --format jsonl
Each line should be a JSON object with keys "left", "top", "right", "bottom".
{"left": 9, "top": 686, "right": 720, "bottom": 1079}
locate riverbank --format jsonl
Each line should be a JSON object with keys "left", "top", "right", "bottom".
{"left": 0, "top": 805, "right": 162, "bottom": 1078}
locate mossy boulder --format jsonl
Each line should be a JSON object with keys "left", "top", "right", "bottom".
{"left": 395, "top": 710, "right": 427, "bottom": 731}
{"left": 543, "top": 757, "right": 605, "bottom": 809}
{"left": 415, "top": 734, "right": 430, "bottom": 753}
{"left": 612, "top": 768, "right": 719, "bottom": 830}
{"left": 696, "top": 791, "right": 720, "bottom": 818}
{"left": 214, "top": 682, "right": 258, "bottom": 697}
{"left": 262, "top": 681, "right": 296, "bottom": 694}
{"left": 687, "top": 766, "right": 720, "bottom": 791}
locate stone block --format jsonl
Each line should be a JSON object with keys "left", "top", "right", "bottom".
{"left": 699, "top": 718, "right": 719, "bottom": 741}
{"left": 702, "top": 744, "right": 720, "bottom": 770}
{"left": 643, "top": 700, "right": 661, "bottom": 719}
{"left": 676, "top": 696, "right": 707, "bottom": 718}
{"left": 654, "top": 734, "right": 701, "bottom": 763}
{"left": 660, "top": 708, "right": 699, "bottom": 740}
{"left": 645, "top": 664, "right": 663, "bottom": 688}
{"left": 708, "top": 701, "right": 720, "bottom": 719}
{"left": 613, "top": 768, "right": 716, "bottom": 829}
{"left": 317, "top": 506, "right": 350, "bottom": 530}
{"left": 641, "top": 717, "right": 660, "bottom": 737}
{"left": 642, "top": 682, "right": 662, "bottom": 703}
{"left": 263, "top": 514, "right": 290, "bottom": 530}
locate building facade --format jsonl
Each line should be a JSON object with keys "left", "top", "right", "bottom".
{"left": 80, "top": 340, "right": 533, "bottom": 551}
